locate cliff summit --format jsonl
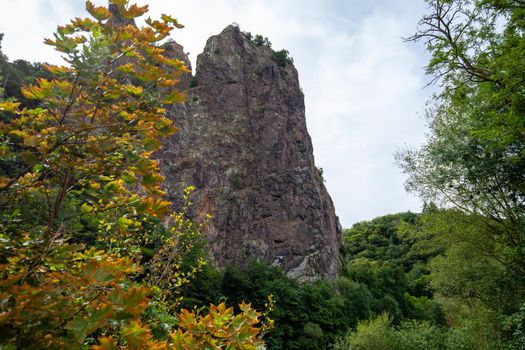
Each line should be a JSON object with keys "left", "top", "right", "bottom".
{"left": 160, "top": 25, "right": 342, "bottom": 281}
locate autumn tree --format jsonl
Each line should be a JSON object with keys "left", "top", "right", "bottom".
{"left": 0, "top": 1, "right": 268, "bottom": 348}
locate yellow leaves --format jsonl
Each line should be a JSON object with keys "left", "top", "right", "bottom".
{"left": 124, "top": 84, "right": 143, "bottom": 97}
{"left": 86, "top": 1, "right": 112, "bottom": 21}
{"left": 21, "top": 83, "right": 44, "bottom": 100}
{"left": 109, "top": 0, "right": 128, "bottom": 6}
{"left": 117, "top": 63, "right": 135, "bottom": 74}
{"left": 142, "top": 44, "right": 165, "bottom": 58}
{"left": 170, "top": 302, "right": 266, "bottom": 349}
{"left": 117, "top": 216, "right": 134, "bottom": 229}
{"left": 0, "top": 101, "right": 20, "bottom": 113}
{"left": 157, "top": 57, "right": 190, "bottom": 72}
{"left": 162, "top": 90, "right": 186, "bottom": 104}
{"left": 17, "top": 171, "right": 40, "bottom": 187}
{"left": 145, "top": 18, "right": 170, "bottom": 34}
{"left": 161, "top": 14, "right": 184, "bottom": 29}
{"left": 104, "top": 179, "right": 126, "bottom": 194}
{"left": 70, "top": 17, "right": 97, "bottom": 31}
{"left": 123, "top": 4, "right": 149, "bottom": 19}
{"left": 73, "top": 35, "right": 88, "bottom": 44}
{"left": 43, "top": 63, "right": 72, "bottom": 74}
{"left": 90, "top": 181, "right": 101, "bottom": 190}
{"left": 81, "top": 203, "right": 94, "bottom": 213}
{"left": 21, "top": 79, "right": 72, "bottom": 100}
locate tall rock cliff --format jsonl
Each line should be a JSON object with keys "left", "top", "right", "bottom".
{"left": 160, "top": 25, "right": 342, "bottom": 281}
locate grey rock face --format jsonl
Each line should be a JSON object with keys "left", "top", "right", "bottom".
{"left": 159, "top": 25, "right": 342, "bottom": 281}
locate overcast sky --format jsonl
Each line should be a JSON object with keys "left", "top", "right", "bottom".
{"left": 0, "top": 0, "right": 434, "bottom": 228}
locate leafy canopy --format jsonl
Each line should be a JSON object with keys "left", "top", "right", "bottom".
{"left": 0, "top": 1, "right": 268, "bottom": 348}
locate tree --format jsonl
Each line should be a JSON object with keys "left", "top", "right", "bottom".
{"left": 0, "top": 1, "right": 267, "bottom": 348}
{"left": 397, "top": 0, "right": 525, "bottom": 277}
{"left": 272, "top": 49, "right": 293, "bottom": 68}
{"left": 397, "top": 0, "right": 525, "bottom": 344}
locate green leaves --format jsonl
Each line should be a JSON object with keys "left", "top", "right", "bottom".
{"left": 396, "top": 1, "right": 525, "bottom": 346}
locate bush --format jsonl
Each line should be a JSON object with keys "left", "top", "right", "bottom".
{"left": 273, "top": 49, "right": 293, "bottom": 67}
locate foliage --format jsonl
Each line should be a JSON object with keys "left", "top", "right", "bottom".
{"left": 189, "top": 76, "right": 198, "bottom": 88}
{"left": 91, "top": 302, "right": 268, "bottom": 350}
{"left": 244, "top": 32, "right": 272, "bottom": 48}
{"left": 0, "top": 1, "right": 267, "bottom": 348}
{"left": 252, "top": 34, "right": 271, "bottom": 47}
{"left": 334, "top": 313, "right": 394, "bottom": 350}
{"left": 174, "top": 212, "right": 447, "bottom": 349}
{"left": 244, "top": 31, "right": 292, "bottom": 69}
{"left": 334, "top": 312, "right": 509, "bottom": 350}
{"left": 396, "top": 0, "right": 525, "bottom": 346}
{"left": 272, "top": 49, "right": 293, "bottom": 67}
{"left": 397, "top": 0, "right": 525, "bottom": 275}
{"left": 342, "top": 212, "right": 444, "bottom": 323}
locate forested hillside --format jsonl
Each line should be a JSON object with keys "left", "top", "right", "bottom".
{"left": 0, "top": 0, "right": 523, "bottom": 349}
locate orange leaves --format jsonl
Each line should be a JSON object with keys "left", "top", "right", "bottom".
{"left": 170, "top": 302, "right": 266, "bottom": 349}
{"left": 81, "top": 251, "right": 138, "bottom": 284}
{"left": 43, "top": 63, "right": 72, "bottom": 75}
{"left": 123, "top": 4, "right": 149, "bottom": 19}
{"left": 121, "top": 321, "right": 154, "bottom": 348}
{"left": 158, "top": 79, "right": 178, "bottom": 88}
{"left": 92, "top": 336, "right": 119, "bottom": 350}
{"left": 86, "top": 1, "right": 112, "bottom": 21}
{"left": 0, "top": 243, "right": 149, "bottom": 347}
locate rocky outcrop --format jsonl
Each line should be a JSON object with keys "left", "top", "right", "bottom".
{"left": 160, "top": 25, "right": 342, "bottom": 281}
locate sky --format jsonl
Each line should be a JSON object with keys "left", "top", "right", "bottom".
{"left": 0, "top": 0, "right": 434, "bottom": 228}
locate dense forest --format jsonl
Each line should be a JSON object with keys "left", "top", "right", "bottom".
{"left": 0, "top": 0, "right": 524, "bottom": 349}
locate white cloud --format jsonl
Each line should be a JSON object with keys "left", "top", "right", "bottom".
{"left": 0, "top": 0, "right": 433, "bottom": 227}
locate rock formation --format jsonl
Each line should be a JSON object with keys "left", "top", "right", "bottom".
{"left": 159, "top": 25, "right": 342, "bottom": 281}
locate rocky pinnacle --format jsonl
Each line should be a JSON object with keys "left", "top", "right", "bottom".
{"left": 159, "top": 25, "right": 342, "bottom": 281}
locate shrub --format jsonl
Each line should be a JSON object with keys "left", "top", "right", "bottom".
{"left": 273, "top": 49, "right": 294, "bottom": 67}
